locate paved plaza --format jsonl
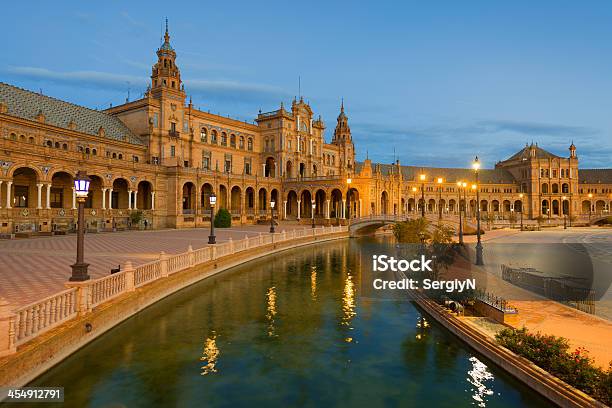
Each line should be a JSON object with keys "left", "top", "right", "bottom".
{"left": 0, "top": 222, "right": 308, "bottom": 307}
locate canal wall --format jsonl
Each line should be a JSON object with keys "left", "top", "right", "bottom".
{"left": 0, "top": 227, "right": 349, "bottom": 388}
{"left": 415, "top": 297, "right": 605, "bottom": 408}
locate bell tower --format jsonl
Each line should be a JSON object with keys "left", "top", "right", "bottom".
{"left": 332, "top": 99, "right": 355, "bottom": 174}
{"left": 151, "top": 19, "right": 184, "bottom": 98}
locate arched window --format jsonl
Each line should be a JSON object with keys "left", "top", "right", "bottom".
{"left": 46, "top": 140, "right": 52, "bottom": 147}
{"left": 28, "top": 137, "right": 35, "bottom": 144}
{"left": 62, "top": 143, "right": 68, "bottom": 150}
{"left": 55, "top": 142, "right": 60, "bottom": 148}
{"left": 85, "top": 147, "right": 90, "bottom": 154}
{"left": 541, "top": 183, "right": 548, "bottom": 194}
{"left": 239, "top": 136, "right": 245, "bottom": 149}
{"left": 552, "top": 183, "right": 559, "bottom": 194}
{"left": 211, "top": 130, "right": 218, "bottom": 144}
{"left": 112, "top": 153, "right": 117, "bottom": 159}
{"left": 92, "top": 148, "right": 97, "bottom": 155}
{"left": 230, "top": 134, "right": 236, "bottom": 148}
{"left": 10, "top": 133, "right": 17, "bottom": 140}
{"left": 20, "top": 135, "right": 25, "bottom": 142}
{"left": 562, "top": 183, "right": 569, "bottom": 193}
{"left": 118, "top": 154, "right": 123, "bottom": 160}
{"left": 247, "top": 138, "right": 253, "bottom": 151}
{"left": 200, "top": 128, "right": 207, "bottom": 143}
{"left": 221, "top": 132, "right": 227, "bottom": 146}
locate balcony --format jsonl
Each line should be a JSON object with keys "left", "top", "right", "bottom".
{"left": 168, "top": 130, "right": 180, "bottom": 138}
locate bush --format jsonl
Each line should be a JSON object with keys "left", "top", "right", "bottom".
{"left": 130, "top": 210, "right": 143, "bottom": 225}
{"left": 214, "top": 208, "right": 231, "bottom": 228}
{"left": 462, "top": 224, "right": 485, "bottom": 235}
{"left": 496, "top": 327, "right": 612, "bottom": 404}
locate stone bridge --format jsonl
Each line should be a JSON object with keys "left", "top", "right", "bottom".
{"left": 348, "top": 214, "right": 477, "bottom": 237}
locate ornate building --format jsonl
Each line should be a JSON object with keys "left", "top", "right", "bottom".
{"left": 0, "top": 25, "right": 611, "bottom": 236}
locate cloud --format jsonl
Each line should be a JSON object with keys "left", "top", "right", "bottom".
{"left": 478, "top": 120, "right": 597, "bottom": 138}
{"left": 2, "top": 65, "right": 290, "bottom": 104}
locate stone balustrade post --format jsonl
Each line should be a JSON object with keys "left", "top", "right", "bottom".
{"left": 228, "top": 238, "right": 234, "bottom": 253}
{"left": 211, "top": 245, "right": 217, "bottom": 261}
{"left": 65, "top": 281, "right": 92, "bottom": 315}
{"left": 159, "top": 251, "right": 169, "bottom": 278}
{"left": 0, "top": 298, "right": 16, "bottom": 356}
{"left": 244, "top": 235, "right": 249, "bottom": 248}
{"left": 259, "top": 232, "right": 263, "bottom": 246}
{"left": 124, "top": 261, "right": 135, "bottom": 292}
{"left": 188, "top": 245, "right": 195, "bottom": 267}
{"left": 282, "top": 230, "right": 286, "bottom": 241}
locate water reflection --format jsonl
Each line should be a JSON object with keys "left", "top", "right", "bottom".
{"left": 467, "top": 356, "right": 495, "bottom": 407}
{"left": 342, "top": 274, "right": 357, "bottom": 343}
{"left": 200, "top": 332, "right": 219, "bottom": 375}
{"left": 311, "top": 266, "right": 317, "bottom": 301}
{"left": 415, "top": 314, "right": 430, "bottom": 340}
{"left": 266, "top": 286, "right": 277, "bottom": 337}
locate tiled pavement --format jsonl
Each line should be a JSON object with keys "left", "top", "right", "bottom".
{"left": 0, "top": 222, "right": 309, "bottom": 307}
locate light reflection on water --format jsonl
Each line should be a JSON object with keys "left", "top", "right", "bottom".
{"left": 23, "top": 237, "right": 549, "bottom": 408}
{"left": 200, "top": 332, "right": 219, "bottom": 376}
{"left": 467, "top": 356, "right": 496, "bottom": 407}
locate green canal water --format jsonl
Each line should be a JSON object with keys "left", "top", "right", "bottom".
{"left": 27, "top": 237, "right": 549, "bottom": 407}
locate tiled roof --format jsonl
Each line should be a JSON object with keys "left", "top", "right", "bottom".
{"left": 580, "top": 169, "right": 612, "bottom": 184}
{"left": 505, "top": 144, "right": 560, "bottom": 161}
{"left": 356, "top": 162, "right": 516, "bottom": 184}
{"left": 0, "top": 82, "right": 144, "bottom": 145}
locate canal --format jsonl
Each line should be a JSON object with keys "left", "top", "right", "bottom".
{"left": 27, "top": 237, "right": 549, "bottom": 407}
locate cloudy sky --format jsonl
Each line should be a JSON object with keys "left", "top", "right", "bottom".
{"left": 2, "top": 1, "right": 611, "bottom": 169}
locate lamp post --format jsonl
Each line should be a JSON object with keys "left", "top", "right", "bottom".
{"left": 562, "top": 195, "right": 567, "bottom": 229}
{"left": 208, "top": 192, "right": 216, "bottom": 244}
{"left": 437, "top": 177, "right": 443, "bottom": 221}
{"left": 588, "top": 193, "right": 593, "bottom": 222}
{"left": 457, "top": 181, "right": 464, "bottom": 245}
{"left": 412, "top": 186, "right": 417, "bottom": 215}
{"left": 70, "top": 171, "right": 91, "bottom": 281}
{"left": 518, "top": 193, "right": 524, "bottom": 231}
{"left": 473, "top": 156, "right": 483, "bottom": 266}
{"left": 270, "top": 199, "right": 276, "bottom": 233}
{"left": 311, "top": 199, "right": 316, "bottom": 229}
{"left": 419, "top": 173, "right": 426, "bottom": 218}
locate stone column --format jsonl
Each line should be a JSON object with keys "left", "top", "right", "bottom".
{"left": 325, "top": 199, "right": 330, "bottom": 219}
{"left": 283, "top": 200, "right": 287, "bottom": 220}
{"left": 151, "top": 191, "right": 156, "bottom": 210}
{"left": 359, "top": 199, "right": 362, "bottom": 218}
{"left": 36, "top": 184, "right": 43, "bottom": 209}
{"left": 342, "top": 199, "right": 346, "bottom": 219}
{"left": 45, "top": 184, "right": 51, "bottom": 209}
{"left": 133, "top": 190, "right": 138, "bottom": 210}
{"left": 71, "top": 187, "right": 77, "bottom": 209}
{"left": 0, "top": 181, "right": 3, "bottom": 209}
{"left": 102, "top": 188, "right": 107, "bottom": 210}
{"left": 108, "top": 189, "right": 113, "bottom": 209}
{"left": 128, "top": 191, "right": 132, "bottom": 210}
{"left": 6, "top": 181, "right": 12, "bottom": 209}
{"left": 297, "top": 200, "right": 301, "bottom": 220}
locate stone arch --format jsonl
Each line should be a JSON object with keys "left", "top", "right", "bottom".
{"left": 562, "top": 183, "right": 569, "bottom": 194}
{"left": 112, "top": 178, "right": 130, "bottom": 209}
{"left": 286, "top": 190, "right": 298, "bottom": 219}
{"left": 492, "top": 200, "right": 500, "bottom": 212}
{"left": 201, "top": 183, "right": 214, "bottom": 211}
{"left": 50, "top": 171, "right": 74, "bottom": 209}
{"left": 87, "top": 175, "right": 104, "bottom": 209}
{"left": 286, "top": 161, "right": 293, "bottom": 178}
{"left": 245, "top": 187, "right": 255, "bottom": 214}
{"left": 381, "top": 191, "right": 389, "bottom": 215}
{"left": 230, "top": 186, "right": 241, "bottom": 215}
{"left": 137, "top": 180, "right": 153, "bottom": 210}
{"left": 428, "top": 198, "right": 436, "bottom": 213}
{"left": 541, "top": 199, "right": 550, "bottom": 216}
{"left": 552, "top": 183, "right": 559, "bottom": 194}
{"left": 265, "top": 157, "right": 276, "bottom": 178}
{"left": 596, "top": 200, "right": 606, "bottom": 214}
{"left": 300, "top": 189, "right": 313, "bottom": 218}
{"left": 347, "top": 187, "right": 360, "bottom": 218}
{"left": 541, "top": 183, "right": 549, "bottom": 194}
{"left": 582, "top": 200, "right": 591, "bottom": 214}
{"left": 258, "top": 187, "right": 267, "bottom": 212}
{"left": 182, "top": 182, "right": 196, "bottom": 214}
{"left": 552, "top": 199, "right": 560, "bottom": 216}
{"left": 218, "top": 184, "right": 228, "bottom": 209}
{"left": 270, "top": 188, "right": 279, "bottom": 208}
{"left": 448, "top": 199, "right": 456, "bottom": 213}
{"left": 331, "top": 189, "right": 343, "bottom": 218}
{"left": 503, "top": 200, "right": 511, "bottom": 212}
{"left": 514, "top": 200, "right": 523, "bottom": 213}
{"left": 314, "top": 189, "right": 326, "bottom": 217}
{"left": 480, "top": 200, "right": 488, "bottom": 212}
{"left": 10, "top": 167, "right": 40, "bottom": 208}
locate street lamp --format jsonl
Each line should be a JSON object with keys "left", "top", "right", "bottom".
{"left": 519, "top": 193, "right": 524, "bottom": 231}
{"left": 419, "top": 173, "right": 426, "bottom": 218}
{"left": 311, "top": 199, "right": 316, "bottom": 229}
{"left": 437, "top": 177, "right": 443, "bottom": 221}
{"left": 588, "top": 193, "right": 593, "bottom": 222}
{"left": 457, "top": 181, "right": 464, "bottom": 245}
{"left": 562, "top": 195, "right": 567, "bottom": 229}
{"left": 473, "top": 156, "right": 483, "bottom": 266}
{"left": 70, "top": 171, "right": 91, "bottom": 281}
{"left": 270, "top": 199, "right": 276, "bottom": 233}
{"left": 208, "top": 192, "right": 216, "bottom": 244}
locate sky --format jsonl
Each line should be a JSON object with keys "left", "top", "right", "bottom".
{"left": 1, "top": 0, "right": 611, "bottom": 169}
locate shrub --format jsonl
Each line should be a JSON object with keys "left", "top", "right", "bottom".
{"left": 130, "top": 210, "right": 143, "bottom": 225}
{"left": 214, "top": 208, "right": 231, "bottom": 228}
{"left": 496, "top": 327, "right": 612, "bottom": 404}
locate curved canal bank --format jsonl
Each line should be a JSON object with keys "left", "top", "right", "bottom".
{"left": 6, "top": 237, "right": 551, "bottom": 407}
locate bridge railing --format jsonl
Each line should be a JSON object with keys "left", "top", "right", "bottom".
{"left": 0, "top": 225, "right": 348, "bottom": 356}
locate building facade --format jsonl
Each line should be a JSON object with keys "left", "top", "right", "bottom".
{"left": 0, "top": 26, "right": 611, "bottom": 235}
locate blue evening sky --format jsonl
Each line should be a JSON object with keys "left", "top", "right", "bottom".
{"left": 2, "top": 1, "right": 611, "bottom": 169}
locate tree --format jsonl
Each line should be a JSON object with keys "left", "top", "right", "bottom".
{"left": 214, "top": 208, "right": 231, "bottom": 228}
{"left": 484, "top": 212, "right": 495, "bottom": 230}
{"left": 535, "top": 215, "right": 546, "bottom": 228}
